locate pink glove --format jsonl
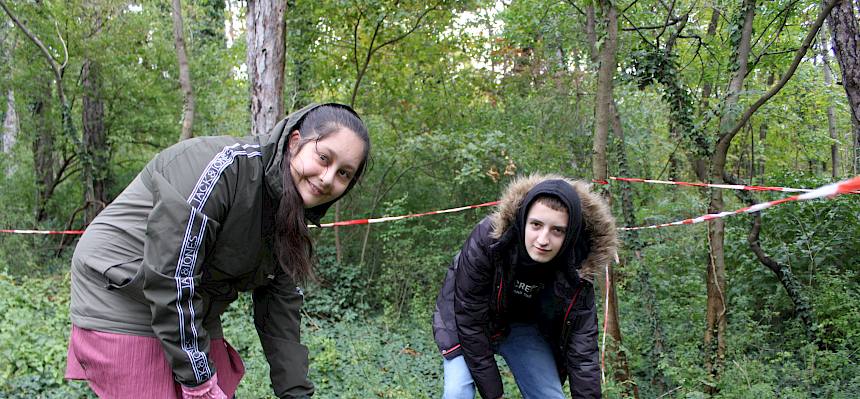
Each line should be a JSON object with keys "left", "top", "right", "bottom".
{"left": 181, "top": 374, "right": 228, "bottom": 399}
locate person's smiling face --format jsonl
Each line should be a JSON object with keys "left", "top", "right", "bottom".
{"left": 523, "top": 201, "right": 569, "bottom": 263}
{"left": 289, "top": 128, "right": 366, "bottom": 208}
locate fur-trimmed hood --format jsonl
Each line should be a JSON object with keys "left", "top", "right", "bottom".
{"left": 489, "top": 174, "right": 618, "bottom": 281}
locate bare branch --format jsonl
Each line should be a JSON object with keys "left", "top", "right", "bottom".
{"left": 352, "top": 6, "right": 362, "bottom": 75}
{"left": 718, "top": 0, "right": 839, "bottom": 147}
{"left": 0, "top": 0, "right": 63, "bottom": 83}
{"left": 655, "top": 0, "right": 676, "bottom": 43}
{"left": 750, "top": 0, "right": 799, "bottom": 51}
{"left": 372, "top": 4, "right": 438, "bottom": 55}
{"left": 563, "top": 0, "right": 587, "bottom": 17}
{"left": 54, "top": 20, "right": 68, "bottom": 71}
{"left": 746, "top": 1, "right": 796, "bottom": 73}
{"left": 620, "top": 17, "right": 681, "bottom": 31}
{"left": 620, "top": 12, "right": 656, "bottom": 48}
{"left": 620, "top": 0, "right": 640, "bottom": 15}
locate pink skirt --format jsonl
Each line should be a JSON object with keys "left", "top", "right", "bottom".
{"left": 65, "top": 325, "right": 245, "bottom": 399}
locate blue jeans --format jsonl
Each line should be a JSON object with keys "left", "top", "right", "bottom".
{"left": 442, "top": 323, "right": 565, "bottom": 399}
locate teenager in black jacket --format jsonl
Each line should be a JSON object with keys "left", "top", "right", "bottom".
{"left": 433, "top": 175, "right": 617, "bottom": 399}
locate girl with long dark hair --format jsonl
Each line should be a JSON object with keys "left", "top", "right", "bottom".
{"left": 65, "top": 103, "right": 370, "bottom": 399}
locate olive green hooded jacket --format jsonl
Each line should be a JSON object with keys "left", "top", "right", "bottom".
{"left": 69, "top": 103, "right": 346, "bottom": 398}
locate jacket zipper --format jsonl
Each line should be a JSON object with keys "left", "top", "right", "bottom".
{"left": 496, "top": 278, "right": 503, "bottom": 311}
{"left": 562, "top": 286, "right": 584, "bottom": 325}
{"left": 560, "top": 285, "right": 584, "bottom": 352}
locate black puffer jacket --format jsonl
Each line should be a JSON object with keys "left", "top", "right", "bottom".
{"left": 432, "top": 175, "right": 617, "bottom": 399}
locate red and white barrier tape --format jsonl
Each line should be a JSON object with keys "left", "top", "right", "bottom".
{"left": 620, "top": 175, "right": 860, "bottom": 231}
{"left": 595, "top": 176, "right": 860, "bottom": 194}
{"left": 4, "top": 176, "right": 857, "bottom": 235}
{"left": 311, "top": 201, "right": 499, "bottom": 228}
{"left": 0, "top": 202, "right": 500, "bottom": 235}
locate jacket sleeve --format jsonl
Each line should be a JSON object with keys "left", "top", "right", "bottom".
{"left": 253, "top": 269, "right": 314, "bottom": 398}
{"left": 454, "top": 221, "right": 503, "bottom": 399}
{"left": 566, "top": 282, "right": 601, "bottom": 398}
{"left": 141, "top": 162, "right": 228, "bottom": 387}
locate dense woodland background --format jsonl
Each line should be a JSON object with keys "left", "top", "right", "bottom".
{"left": 0, "top": 0, "right": 859, "bottom": 397}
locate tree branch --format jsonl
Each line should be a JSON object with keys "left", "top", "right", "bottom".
{"left": 0, "top": 0, "right": 63, "bottom": 84}
{"left": 620, "top": 12, "right": 656, "bottom": 48}
{"left": 749, "top": 0, "right": 799, "bottom": 52}
{"left": 620, "top": 17, "right": 681, "bottom": 31}
{"left": 352, "top": 6, "right": 362, "bottom": 76}
{"left": 620, "top": 0, "right": 640, "bottom": 15}
{"left": 54, "top": 20, "right": 68, "bottom": 71}
{"left": 563, "top": 0, "right": 586, "bottom": 17}
{"left": 372, "top": 4, "right": 438, "bottom": 55}
{"left": 717, "top": 0, "right": 839, "bottom": 147}
{"left": 655, "top": 0, "right": 676, "bottom": 43}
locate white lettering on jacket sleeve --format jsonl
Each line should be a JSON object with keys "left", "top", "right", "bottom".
{"left": 175, "top": 143, "right": 261, "bottom": 383}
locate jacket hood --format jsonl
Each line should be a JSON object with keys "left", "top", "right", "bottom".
{"left": 259, "top": 102, "right": 362, "bottom": 225}
{"left": 511, "top": 179, "right": 585, "bottom": 271}
{"left": 489, "top": 174, "right": 618, "bottom": 282}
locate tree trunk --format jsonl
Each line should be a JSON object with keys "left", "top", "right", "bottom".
{"left": 247, "top": 0, "right": 286, "bottom": 137}
{"left": 2, "top": 90, "right": 17, "bottom": 153}
{"left": 692, "top": 7, "right": 721, "bottom": 182}
{"left": 172, "top": 0, "right": 195, "bottom": 141}
{"left": 2, "top": 30, "right": 17, "bottom": 165}
{"left": 819, "top": 39, "right": 840, "bottom": 178}
{"left": 32, "top": 77, "right": 54, "bottom": 223}
{"left": 612, "top": 101, "right": 666, "bottom": 394}
{"left": 724, "top": 171, "right": 819, "bottom": 344}
{"left": 704, "top": 0, "right": 755, "bottom": 389}
{"left": 826, "top": 0, "right": 860, "bottom": 174}
{"left": 286, "top": 0, "right": 312, "bottom": 111}
{"left": 855, "top": 121, "right": 860, "bottom": 175}
{"left": 757, "top": 73, "right": 774, "bottom": 183}
{"left": 748, "top": 214, "right": 818, "bottom": 342}
{"left": 592, "top": 2, "right": 637, "bottom": 396}
{"left": 585, "top": 5, "right": 596, "bottom": 63}
{"left": 82, "top": 59, "right": 108, "bottom": 224}
{"left": 592, "top": 0, "right": 616, "bottom": 183}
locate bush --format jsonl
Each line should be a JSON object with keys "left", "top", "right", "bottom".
{"left": 0, "top": 272, "right": 94, "bottom": 398}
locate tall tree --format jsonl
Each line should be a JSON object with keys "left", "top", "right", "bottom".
{"left": 246, "top": 0, "right": 286, "bottom": 137}
{"left": 0, "top": 0, "right": 70, "bottom": 222}
{"left": 0, "top": 0, "right": 76, "bottom": 150}
{"left": 702, "top": 0, "right": 756, "bottom": 385}
{"left": 612, "top": 101, "right": 667, "bottom": 394}
{"left": 81, "top": 57, "right": 108, "bottom": 223}
{"left": 1, "top": 29, "right": 17, "bottom": 166}
{"left": 285, "top": 0, "right": 314, "bottom": 111}
{"left": 702, "top": 0, "right": 837, "bottom": 386}
{"left": 80, "top": 2, "right": 110, "bottom": 224}
{"left": 826, "top": 0, "right": 860, "bottom": 174}
{"left": 819, "top": 38, "right": 840, "bottom": 179}
{"left": 590, "top": 0, "right": 637, "bottom": 395}
{"left": 172, "top": 0, "right": 196, "bottom": 141}
{"left": 32, "top": 74, "right": 55, "bottom": 223}
{"left": 2, "top": 89, "right": 16, "bottom": 158}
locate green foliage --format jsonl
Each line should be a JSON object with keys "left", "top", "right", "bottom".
{"left": 0, "top": 271, "right": 94, "bottom": 398}
{"left": 2, "top": 0, "right": 858, "bottom": 397}
{"left": 304, "top": 246, "right": 371, "bottom": 321}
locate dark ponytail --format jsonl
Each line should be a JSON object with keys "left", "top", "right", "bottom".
{"left": 274, "top": 105, "right": 370, "bottom": 285}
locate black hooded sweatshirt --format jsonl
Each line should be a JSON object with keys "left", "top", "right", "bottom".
{"left": 433, "top": 176, "right": 617, "bottom": 399}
